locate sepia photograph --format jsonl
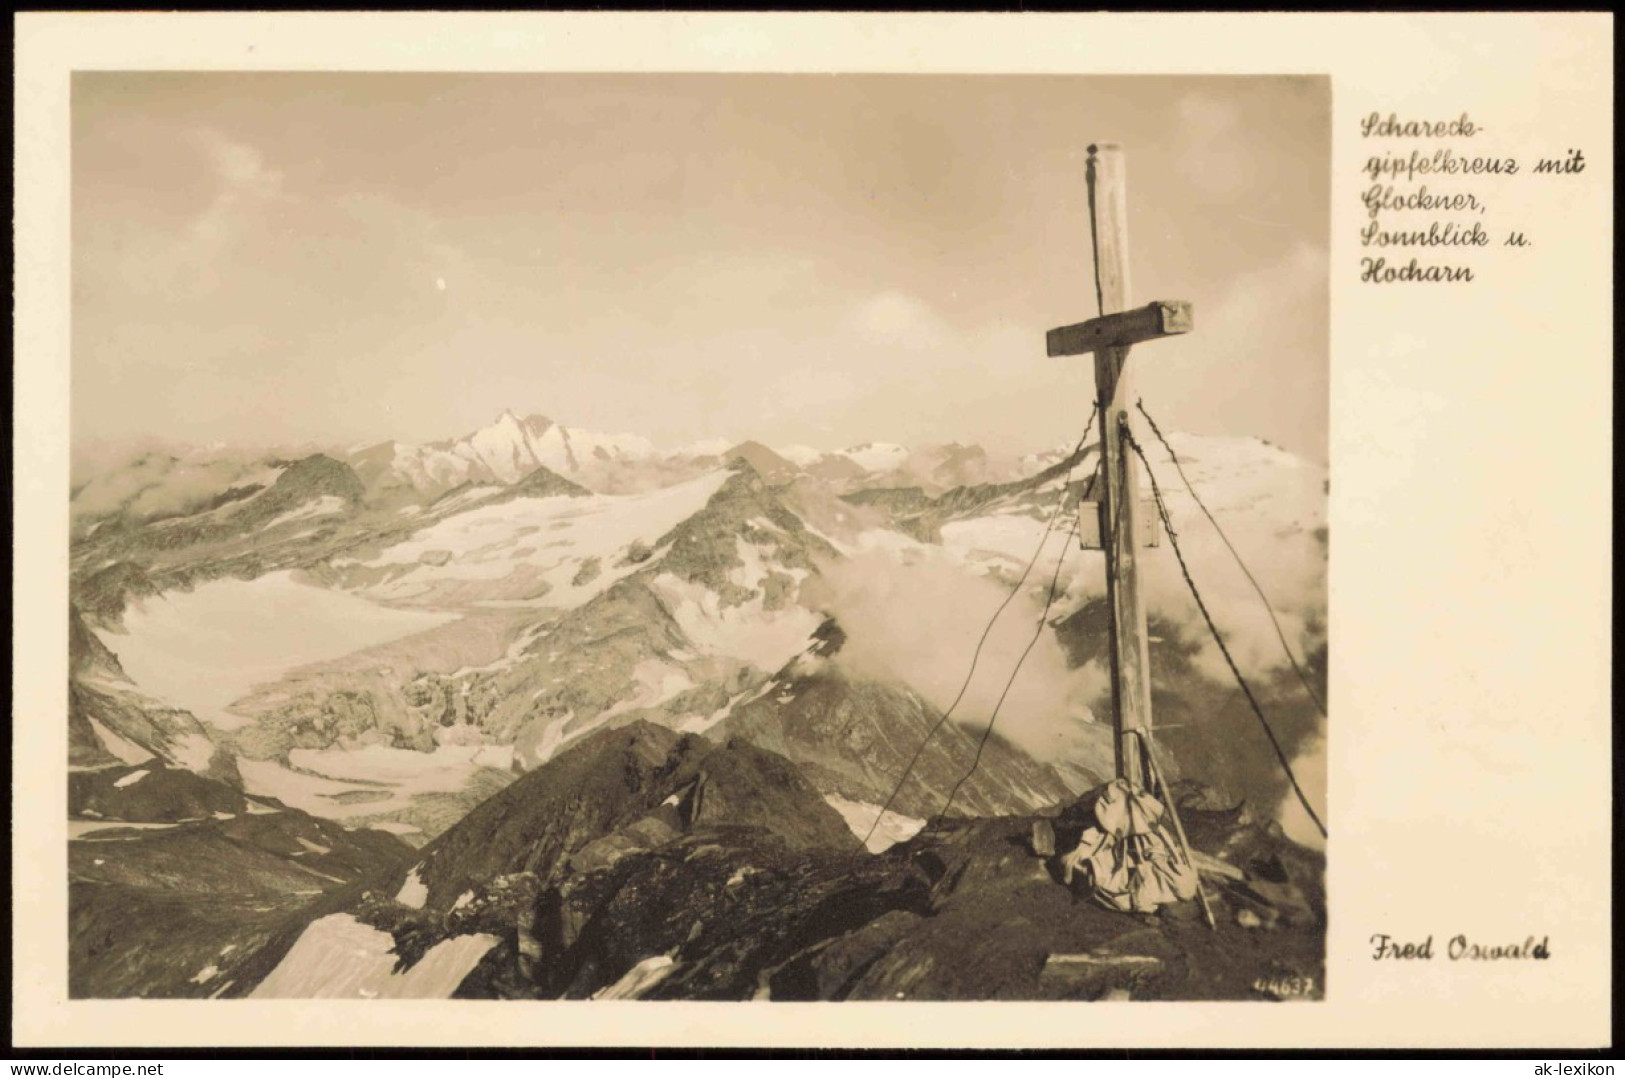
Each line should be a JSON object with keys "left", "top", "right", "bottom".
{"left": 64, "top": 71, "right": 1331, "bottom": 1004}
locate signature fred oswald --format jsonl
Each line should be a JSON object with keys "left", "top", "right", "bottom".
{"left": 1371, "top": 933, "right": 1551, "bottom": 961}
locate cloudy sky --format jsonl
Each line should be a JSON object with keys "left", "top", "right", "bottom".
{"left": 72, "top": 73, "right": 1328, "bottom": 461}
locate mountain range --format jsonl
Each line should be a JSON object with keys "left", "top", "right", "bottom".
{"left": 72, "top": 413, "right": 1065, "bottom": 535}
{"left": 67, "top": 409, "right": 1329, "bottom": 1001}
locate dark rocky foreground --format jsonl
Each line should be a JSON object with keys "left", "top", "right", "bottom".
{"left": 66, "top": 717, "right": 1321, "bottom": 1003}
{"left": 344, "top": 722, "right": 1325, "bottom": 1002}
{"left": 68, "top": 761, "right": 416, "bottom": 999}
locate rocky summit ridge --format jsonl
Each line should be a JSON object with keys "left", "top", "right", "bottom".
{"left": 338, "top": 722, "right": 1324, "bottom": 1002}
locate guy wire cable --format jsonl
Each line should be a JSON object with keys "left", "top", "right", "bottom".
{"left": 1126, "top": 431, "right": 1328, "bottom": 839}
{"left": 1134, "top": 399, "right": 1327, "bottom": 718}
{"left": 860, "top": 408, "right": 1098, "bottom": 849}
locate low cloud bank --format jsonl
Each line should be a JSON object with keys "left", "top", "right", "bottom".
{"left": 815, "top": 543, "right": 1109, "bottom": 768}
{"left": 812, "top": 432, "right": 1327, "bottom": 828}
{"left": 71, "top": 440, "right": 298, "bottom": 527}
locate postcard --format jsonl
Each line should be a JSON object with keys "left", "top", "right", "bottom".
{"left": 11, "top": 11, "right": 1612, "bottom": 1050}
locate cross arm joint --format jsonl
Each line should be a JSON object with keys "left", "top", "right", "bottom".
{"left": 1047, "top": 300, "right": 1193, "bottom": 358}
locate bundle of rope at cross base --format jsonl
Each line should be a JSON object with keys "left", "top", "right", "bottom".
{"left": 1051, "top": 764, "right": 1200, "bottom": 915}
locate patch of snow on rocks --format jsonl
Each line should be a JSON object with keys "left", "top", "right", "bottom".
{"left": 591, "top": 954, "right": 677, "bottom": 1000}
{"left": 261, "top": 495, "right": 348, "bottom": 531}
{"left": 396, "top": 869, "right": 428, "bottom": 909}
{"left": 250, "top": 913, "right": 497, "bottom": 999}
{"left": 87, "top": 719, "right": 155, "bottom": 766}
{"left": 652, "top": 574, "right": 822, "bottom": 674}
{"left": 823, "top": 794, "right": 927, "bottom": 854}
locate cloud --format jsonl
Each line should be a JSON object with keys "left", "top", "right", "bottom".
{"left": 154, "top": 129, "right": 291, "bottom": 296}
{"left": 198, "top": 129, "right": 284, "bottom": 198}
{"left": 762, "top": 367, "right": 862, "bottom": 414}
{"left": 1172, "top": 93, "right": 1253, "bottom": 202}
{"left": 815, "top": 544, "right": 1110, "bottom": 768}
{"left": 1277, "top": 729, "right": 1326, "bottom": 851}
{"left": 1137, "top": 237, "right": 1329, "bottom": 465}
{"left": 1131, "top": 433, "right": 1328, "bottom": 680}
{"left": 807, "top": 427, "right": 1327, "bottom": 787}
{"left": 848, "top": 290, "right": 952, "bottom": 352}
{"left": 1203, "top": 241, "right": 1326, "bottom": 355}
{"left": 70, "top": 443, "right": 285, "bottom": 527}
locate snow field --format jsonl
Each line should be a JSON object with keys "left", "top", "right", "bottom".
{"left": 356, "top": 469, "right": 732, "bottom": 606}
{"left": 100, "top": 572, "right": 454, "bottom": 731}
{"left": 238, "top": 744, "right": 512, "bottom": 824}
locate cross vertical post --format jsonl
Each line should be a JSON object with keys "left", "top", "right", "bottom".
{"left": 1047, "top": 145, "right": 1191, "bottom": 792}
{"left": 1047, "top": 150, "right": 1205, "bottom": 919}
{"left": 1088, "top": 144, "right": 1155, "bottom": 792}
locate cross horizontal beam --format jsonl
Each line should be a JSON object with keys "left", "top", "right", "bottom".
{"left": 1047, "top": 300, "right": 1193, "bottom": 358}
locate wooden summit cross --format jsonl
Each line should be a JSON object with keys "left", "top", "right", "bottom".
{"left": 1047, "top": 143, "right": 1193, "bottom": 792}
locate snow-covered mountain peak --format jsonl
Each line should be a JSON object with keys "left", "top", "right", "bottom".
{"left": 774, "top": 445, "right": 825, "bottom": 468}
{"left": 351, "top": 411, "right": 676, "bottom": 499}
{"left": 840, "top": 442, "right": 911, "bottom": 473}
